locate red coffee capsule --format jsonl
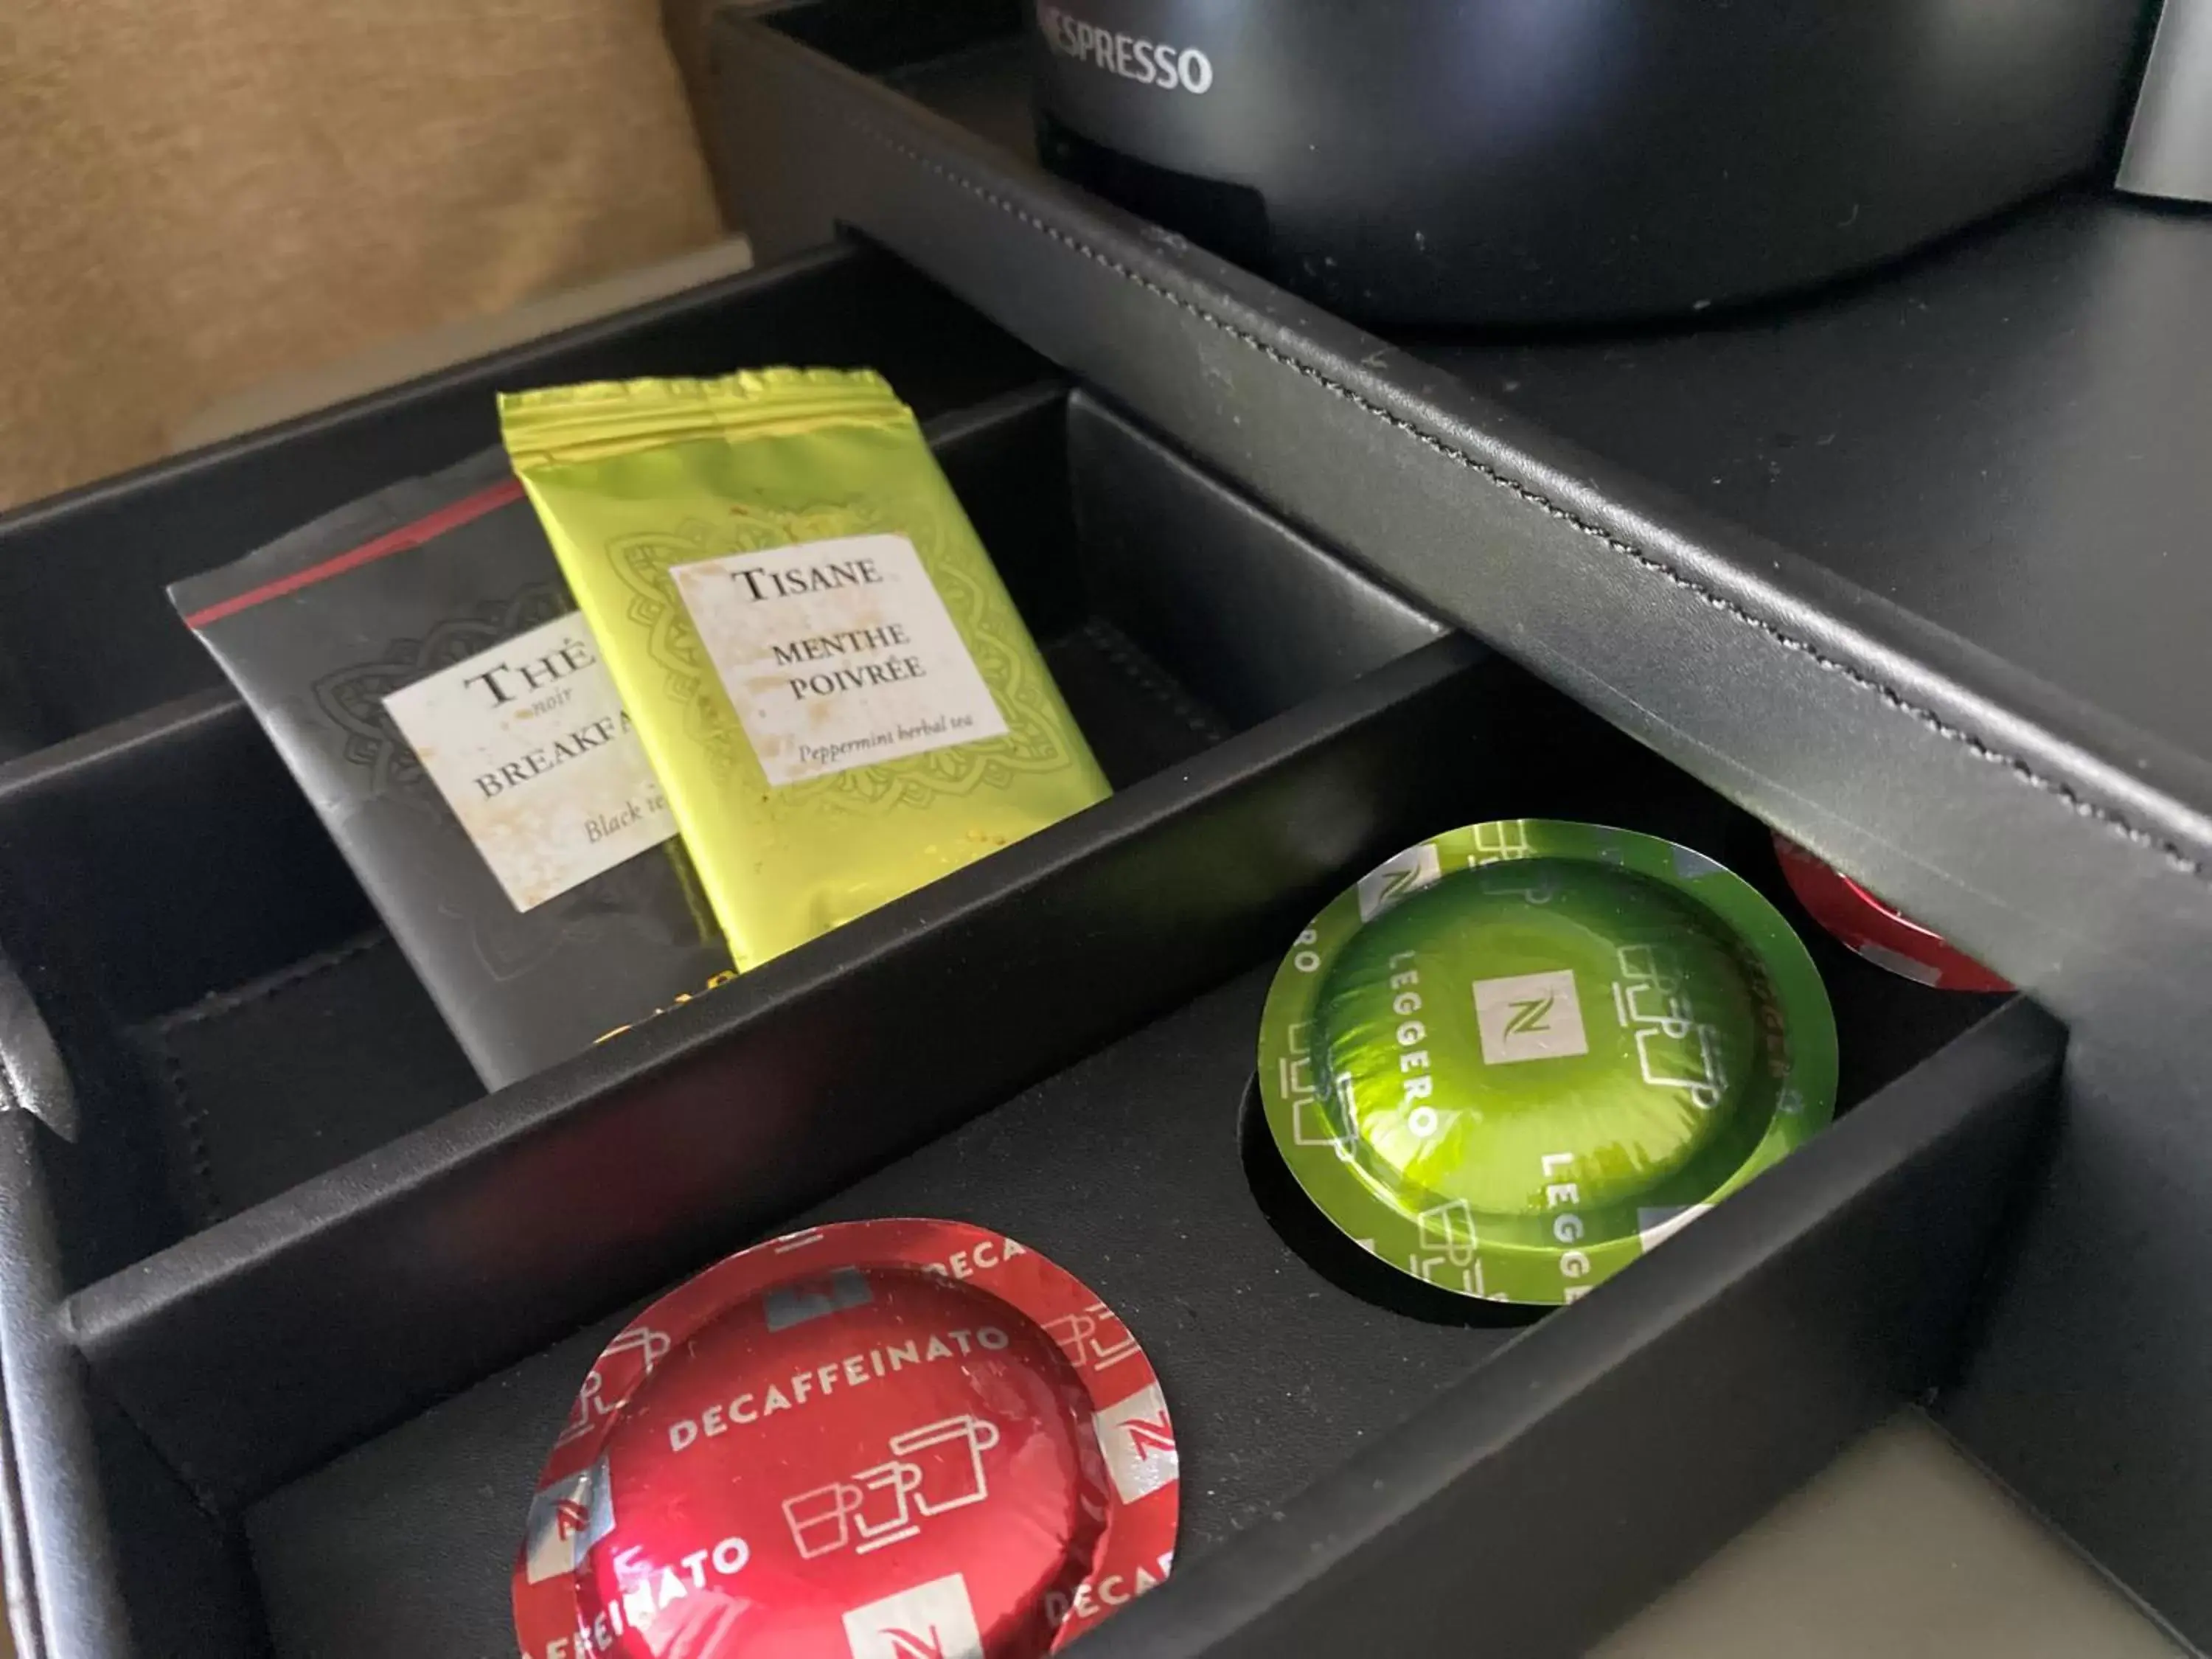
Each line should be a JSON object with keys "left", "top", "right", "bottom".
{"left": 513, "top": 1220, "right": 1179, "bottom": 1659}
{"left": 1773, "top": 834, "right": 2011, "bottom": 992}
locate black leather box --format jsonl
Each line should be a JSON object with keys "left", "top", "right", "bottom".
{"left": 0, "top": 240, "right": 2062, "bottom": 1658}
{"left": 702, "top": 2, "right": 2212, "bottom": 1649}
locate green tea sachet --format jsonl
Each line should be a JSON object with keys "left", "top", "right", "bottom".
{"left": 500, "top": 369, "right": 1110, "bottom": 971}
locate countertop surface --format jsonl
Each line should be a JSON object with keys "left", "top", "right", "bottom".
{"left": 1593, "top": 1412, "right": 2186, "bottom": 1659}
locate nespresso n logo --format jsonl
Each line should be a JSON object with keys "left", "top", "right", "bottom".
{"left": 1037, "top": 4, "right": 1213, "bottom": 93}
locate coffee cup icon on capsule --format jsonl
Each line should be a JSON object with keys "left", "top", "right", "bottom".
{"left": 1043, "top": 1306, "right": 1143, "bottom": 1373}
{"left": 784, "top": 1413, "right": 1004, "bottom": 1559}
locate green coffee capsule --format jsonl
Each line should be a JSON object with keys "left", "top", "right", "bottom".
{"left": 1258, "top": 820, "right": 1837, "bottom": 1306}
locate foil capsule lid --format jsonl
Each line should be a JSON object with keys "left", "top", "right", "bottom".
{"left": 1773, "top": 833, "right": 2011, "bottom": 992}
{"left": 1259, "top": 821, "right": 1838, "bottom": 1306}
{"left": 512, "top": 1220, "right": 1178, "bottom": 1659}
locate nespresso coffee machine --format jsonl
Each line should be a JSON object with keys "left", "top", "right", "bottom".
{"left": 1032, "top": 0, "right": 2208, "bottom": 325}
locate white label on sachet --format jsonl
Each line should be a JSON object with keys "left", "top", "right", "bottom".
{"left": 381, "top": 613, "right": 676, "bottom": 911}
{"left": 670, "top": 533, "right": 1007, "bottom": 787}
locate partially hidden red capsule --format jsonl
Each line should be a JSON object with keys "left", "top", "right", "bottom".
{"left": 1773, "top": 834, "right": 2011, "bottom": 992}
{"left": 513, "top": 1219, "right": 1179, "bottom": 1659}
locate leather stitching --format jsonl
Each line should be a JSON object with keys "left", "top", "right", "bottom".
{"left": 158, "top": 931, "right": 386, "bottom": 1033}
{"left": 154, "top": 1039, "right": 222, "bottom": 1225}
{"left": 145, "top": 931, "right": 388, "bottom": 1223}
{"left": 852, "top": 118, "right": 2208, "bottom": 883}
{"left": 1077, "top": 616, "right": 1227, "bottom": 742}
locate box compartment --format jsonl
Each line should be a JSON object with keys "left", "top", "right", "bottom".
{"left": 0, "top": 241, "right": 2059, "bottom": 1659}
